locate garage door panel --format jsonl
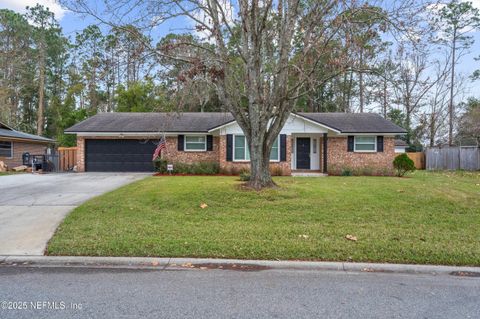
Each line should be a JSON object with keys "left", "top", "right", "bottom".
{"left": 85, "top": 139, "right": 156, "bottom": 172}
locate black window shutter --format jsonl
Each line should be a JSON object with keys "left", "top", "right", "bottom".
{"left": 178, "top": 135, "right": 184, "bottom": 151}
{"left": 377, "top": 136, "right": 384, "bottom": 152}
{"left": 206, "top": 135, "right": 213, "bottom": 151}
{"left": 347, "top": 136, "right": 354, "bottom": 152}
{"left": 280, "top": 134, "right": 287, "bottom": 161}
{"left": 226, "top": 134, "right": 233, "bottom": 161}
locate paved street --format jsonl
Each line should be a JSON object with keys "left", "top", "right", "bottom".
{"left": 0, "top": 266, "right": 478, "bottom": 319}
{"left": 0, "top": 173, "right": 147, "bottom": 255}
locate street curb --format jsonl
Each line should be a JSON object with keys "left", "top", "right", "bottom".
{"left": 1, "top": 255, "right": 479, "bottom": 276}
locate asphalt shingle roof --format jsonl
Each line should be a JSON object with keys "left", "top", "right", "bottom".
{"left": 65, "top": 112, "right": 235, "bottom": 133}
{"left": 0, "top": 126, "right": 54, "bottom": 143}
{"left": 65, "top": 112, "right": 407, "bottom": 134}
{"left": 298, "top": 112, "right": 407, "bottom": 133}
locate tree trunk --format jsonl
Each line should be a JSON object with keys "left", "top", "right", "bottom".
{"left": 448, "top": 29, "right": 457, "bottom": 146}
{"left": 382, "top": 78, "right": 387, "bottom": 118}
{"left": 429, "top": 113, "right": 435, "bottom": 147}
{"left": 36, "top": 40, "right": 46, "bottom": 136}
{"left": 359, "top": 50, "right": 364, "bottom": 113}
{"left": 346, "top": 71, "right": 353, "bottom": 112}
{"left": 248, "top": 134, "right": 275, "bottom": 189}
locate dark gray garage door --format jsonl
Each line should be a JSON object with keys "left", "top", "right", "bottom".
{"left": 85, "top": 139, "right": 157, "bottom": 172}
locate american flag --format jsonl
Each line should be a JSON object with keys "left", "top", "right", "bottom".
{"left": 152, "top": 137, "right": 166, "bottom": 161}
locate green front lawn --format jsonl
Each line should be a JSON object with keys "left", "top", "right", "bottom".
{"left": 47, "top": 171, "right": 480, "bottom": 265}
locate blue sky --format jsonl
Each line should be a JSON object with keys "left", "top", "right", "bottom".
{"left": 1, "top": 0, "right": 480, "bottom": 99}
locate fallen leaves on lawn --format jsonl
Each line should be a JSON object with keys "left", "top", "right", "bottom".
{"left": 345, "top": 234, "right": 358, "bottom": 241}
{"left": 200, "top": 203, "right": 208, "bottom": 209}
{"left": 298, "top": 234, "right": 309, "bottom": 239}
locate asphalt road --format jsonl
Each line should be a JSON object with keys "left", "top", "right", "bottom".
{"left": 0, "top": 266, "right": 478, "bottom": 319}
{"left": 0, "top": 173, "right": 147, "bottom": 255}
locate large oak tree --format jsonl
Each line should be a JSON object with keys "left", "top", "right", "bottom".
{"left": 62, "top": 0, "right": 420, "bottom": 188}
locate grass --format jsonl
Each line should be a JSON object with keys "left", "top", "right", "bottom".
{"left": 0, "top": 171, "right": 25, "bottom": 176}
{"left": 47, "top": 171, "right": 480, "bottom": 266}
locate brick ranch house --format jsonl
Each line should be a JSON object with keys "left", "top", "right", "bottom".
{"left": 0, "top": 121, "right": 54, "bottom": 169}
{"left": 65, "top": 112, "right": 406, "bottom": 175}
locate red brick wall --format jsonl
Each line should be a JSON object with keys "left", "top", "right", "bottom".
{"left": 76, "top": 136, "right": 85, "bottom": 172}
{"left": 75, "top": 135, "right": 220, "bottom": 172}
{"left": 75, "top": 134, "right": 394, "bottom": 175}
{"left": 162, "top": 136, "right": 219, "bottom": 164}
{"left": 327, "top": 136, "right": 396, "bottom": 175}
{"left": 0, "top": 140, "right": 48, "bottom": 169}
{"left": 218, "top": 135, "right": 292, "bottom": 176}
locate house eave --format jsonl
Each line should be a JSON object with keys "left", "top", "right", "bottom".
{"left": 0, "top": 136, "right": 55, "bottom": 144}
{"left": 336, "top": 132, "right": 407, "bottom": 136}
{"left": 70, "top": 131, "right": 210, "bottom": 137}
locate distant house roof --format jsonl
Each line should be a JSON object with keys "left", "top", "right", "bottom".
{"left": 395, "top": 139, "right": 408, "bottom": 147}
{"left": 0, "top": 121, "right": 54, "bottom": 143}
{"left": 65, "top": 112, "right": 407, "bottom": 134}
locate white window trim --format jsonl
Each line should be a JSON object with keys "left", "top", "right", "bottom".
{"left": 232, "top": 135, "right": 280, "bottom": 162}
{"left": 233, "top": 134, "right": 249, "bottom": 162}
{"left": 270, "top": 138, "right": 280, "bottom": 162}
{"left": 354, "top": 136, "right": 377, "bottom": 153}
{"left": 0, "top": 141, "right": 13, "bottom": 159}
{"left": 184, "top": 135, "right": 207, "bottom": 152}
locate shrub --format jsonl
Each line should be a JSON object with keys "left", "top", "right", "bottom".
{"left": 360, "top": 166, "right": 374, "bottom": 176}
{"left": 229, "top": 166, "right": 240, "bottom": 175}
{"left": 341, "top": 168, "right": 353, "bottom": 176}
{"left": 156, "top": 161, "right": 219, "bottom": 175}
{"left": 270, "top": 166, "right": 284, "bottom": 176}
{"left": 393, "top": 153, "right": 415, "bottom": 177}
{"left": 153, "top": 159, "right": 168, "bottom": 173}
{"left": 378, "top": 167, "right": 394, "bottom": 176}
{"left": 194, "top": 162, "right": 220, "bottom": 175}
{"left": 239, "top": 171, "right": 251, "bottom": 181}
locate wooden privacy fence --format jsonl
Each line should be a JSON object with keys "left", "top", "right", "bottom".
{"left": 426, "top": 146, "right": 480, "bottom": 171}
{"left": 58, "top": 147, "right": 77, "bottom": 171}
{"left": 406, "top": 152, "right": 425, "bottom": 169}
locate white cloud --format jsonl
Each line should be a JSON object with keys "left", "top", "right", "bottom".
{"left": 470, "top": 0, "right": 480, "bottom": 9}
{"left": 0, "top": 0, "right": 67, "bottom": 20}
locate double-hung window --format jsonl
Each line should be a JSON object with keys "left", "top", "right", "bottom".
{"left": 0, "top": 141, "right": 12, "bottom": 158}
{"left": 269, "top": 137, "right": 279, "bottom": 161}
{"left": 234, "top": 135, "right": 250, "bottom": 160}
{"left": 185, "top": 136, "right": 206, "bottom": 151}
{"left": 354, "top": 136, "right": 376, "bottom": 152}
{"left": 233, "top": 135, "right": 279, "bottom": 161}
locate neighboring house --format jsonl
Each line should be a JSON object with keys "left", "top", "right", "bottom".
{"left": 394, "top": 139, "right": 408, "bottom": 153}
{"left": 0, "top": 121, "right": 55, "bottom": 169}
{"left": 65, "top": 112, "right": 407, "bottom": 174}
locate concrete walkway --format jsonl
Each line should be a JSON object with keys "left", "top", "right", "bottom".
{"left": 0, "top": 173, "right": 148, "bottom": 255}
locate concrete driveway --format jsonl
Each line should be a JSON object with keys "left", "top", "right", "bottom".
{"left": 0, "top": 173, "right": 148, "bottom": 255}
